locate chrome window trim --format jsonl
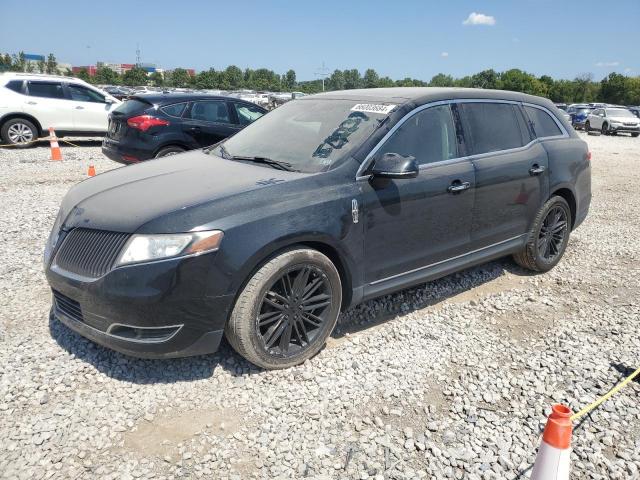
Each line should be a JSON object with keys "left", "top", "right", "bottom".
{"left": 355, "top": 98, "right": 569, "bottom": 180}
{"left": 369, "top": 234, "right": 525, "bottom": 286}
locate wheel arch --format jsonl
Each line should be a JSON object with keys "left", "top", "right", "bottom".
{"left": 0, "top": 113, "right": 44, "bottom": 136}
{"left": 550, "top": 187, "right": 577, "bottom": 229}
{"left": 230, "top": 236, "right": 355, "bottom": 313}
{"left": 153, "top": 142, "right": 190, "bottom": 157}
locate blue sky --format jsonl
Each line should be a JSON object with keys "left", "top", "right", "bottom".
{"left": 1, "top": 0, "right": 638, "bottom": 81}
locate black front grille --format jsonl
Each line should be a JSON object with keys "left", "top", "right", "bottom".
{"left": 54, "top": 228, "right": 130, "bottom": 278}
{"left": 53, "top": 290, "right": 83, "bottom": 323}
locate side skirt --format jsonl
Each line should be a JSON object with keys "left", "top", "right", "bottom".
{"left": 361, "top": 235, "right": 526, "bottom": 302}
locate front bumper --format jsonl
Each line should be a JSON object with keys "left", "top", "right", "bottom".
{"left": 609, "top": 124, "right": 640, "bottom": 133}
{"left": 46, "top": 252, "right": 235, "bottom": 359}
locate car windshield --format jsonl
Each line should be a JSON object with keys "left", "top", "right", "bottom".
{"left": 209, "top": 99, "right": 392, "bottom": 173}
{"left": 606, "top": 108, "right": 635, "bottom": 118}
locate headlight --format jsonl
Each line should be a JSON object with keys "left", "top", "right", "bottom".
{"left": 610, "top": 120, "right": 621, "bottom": 125}
{"left": 116, "top": 230, "right": 224, "bottom": 266}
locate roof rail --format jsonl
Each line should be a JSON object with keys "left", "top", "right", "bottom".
{"left": 0, "top": 72, "right": 75, "bottom": 80}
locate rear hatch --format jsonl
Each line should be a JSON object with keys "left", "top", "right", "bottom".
{"left": 106, "top": 97, "right": 153, "bottom": 141}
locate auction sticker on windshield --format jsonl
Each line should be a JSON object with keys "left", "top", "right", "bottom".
{"left": 351, "top": 104, "right": 396, "bottom": 115}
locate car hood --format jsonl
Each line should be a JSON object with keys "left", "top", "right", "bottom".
{"left": 59, "top": 149, "right": 306, "bottom": 233}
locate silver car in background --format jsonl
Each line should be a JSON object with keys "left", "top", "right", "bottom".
{"left": 585, "top": 107, "right": 640, "bottom": 137}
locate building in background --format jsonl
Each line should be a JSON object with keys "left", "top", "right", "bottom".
{"left": 72, "top": 65, "right": 97, "bottom": 77}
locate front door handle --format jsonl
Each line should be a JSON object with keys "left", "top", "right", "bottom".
{"left": 529, "top": 164, "right": 546, "bottom": 176}
{"left": 25, "top": 101, "right": 37, "bottom": 105}
{"left": 75, "top": 106, "right": 84, "bottom": 110}
{"left": 447, "top": 181, "right": 471, "bottom": 193}
{"left": 188, "top": 126, "right": 201, "bottom": 132}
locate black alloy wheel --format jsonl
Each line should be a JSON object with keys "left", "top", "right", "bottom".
{"left": 513, "top": 195, "right": 572, "bottom": 272}
{"left": 601, "top": 123, "right": 608, "bottom": 135}
{"left": 256, "top": 265, "right": 332, "bottom": 357}
{"left": 537, "top": 206, "right": 568, "bottom": 263}
{"left": 225, "top": 248, "right": 342, "bottom": 369}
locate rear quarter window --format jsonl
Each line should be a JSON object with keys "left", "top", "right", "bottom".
{"left": 524, "top": 106, "right": 563, "bottom": 138}
{"left": 458, "top": 102, "right": 528, "bottom": 155}
{"left": 5, "top": 80, "right": 24, "bottom": 94}
{"left": 160, "top": 102, "right": 187, "bottom": 118}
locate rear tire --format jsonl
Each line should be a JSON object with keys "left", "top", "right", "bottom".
{"left": 225, "top": 248, "right": 342, "bottom": 370}
{"left": 632, "top": 133, "right": 639, "bottom": 138}
{"left": 1, "top": 118, "right": 38, "bottom": 148}
{"left": 513, "top": 196, "right": 572, "bottom": 273}
{"left": 155, "top": 146, "right": 186, "bottom": 158}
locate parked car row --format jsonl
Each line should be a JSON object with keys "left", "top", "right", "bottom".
{"left": 565, "top": 102, "right": 640, "bottom": 135}
{"left": 102, "top": 93, "right": 266, "bottom": 163}
{"left": 585, "top": 106, "right": 640, "bottom": 136}
{"left": 0, "top": 73, "right": 268, "bottom": 154}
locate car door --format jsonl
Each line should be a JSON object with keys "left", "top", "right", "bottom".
{"left": 589, "top": 108, "right": 603, "bottom": 129}
{"left": 457, "top": 101, "right": 549, "bottom": 248}
{"left": 66, "top": 84, "right": 114, "bottom": 132}
{"left": 360, "top": 103, "right": 475, "bottom": 287}
{"left": 24, "top": 80, "right": 73, "bottom": 130}
{"left": 182, "top": 100, "right": 240, "bottom": 147}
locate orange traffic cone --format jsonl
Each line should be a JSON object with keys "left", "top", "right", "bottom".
{"left": 531, "top": 404, "right": 572, "bottom": 480}
{"left": 87, "top": 165, "right": 96, "bottom": 177}
{"left": 48, "top": 127, "right": 62, "bottom": 161}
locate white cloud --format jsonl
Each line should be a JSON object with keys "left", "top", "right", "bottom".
{"left": 441, "top": 52, "right": 449, "bottom": 58}
{"left": 463, "top": 12, "right": 496, "bottom": 26}
{"left": 595, "top": 61, "right": 620, "bottom": 67}
{"left": 624, "top": 67, "right": 632, "bottom": 73}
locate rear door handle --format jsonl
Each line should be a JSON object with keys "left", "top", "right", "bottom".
{"left": 75, "top": 106, "right": 84, "bottom": 110}
{"left": 187, "top": 126, "right": 201, "bottom": 132}
{"left": 25, "top": 101, "right": 37, "bottom": 105}
{"left": 529, "top": 164, "right": 546, "bottom": 175}
{"left": 447, "top": 181, "right": 471, "bottom": 193}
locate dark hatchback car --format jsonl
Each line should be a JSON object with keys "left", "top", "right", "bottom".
{"left": 102, "top": 93, "right": 266, "bottom": 163}
{"left": 46, "top": 88, "right": 591, "bottom": 369}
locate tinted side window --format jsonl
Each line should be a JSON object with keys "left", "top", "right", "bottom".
{"left": 376, "top": 105, "right": 458, "bottom": 166}
{"left": 524, "top": 106, "right": 562, "bottom": 138}
{"left": 233, "top": 103, "right": 265, "bottom": 126}
{"left": 5, "top": 80, "right": 24, "bottom": 94}
{"left": 161, "top": 102, "right": 187, "bottom": 118}
{"left": 68, "top": 85, "right": 105, "bottom": 103}
{"left": 27, "top": 81, "right": 64, "bottom": 99}
{"left": 459, "top": 103, "right": 526, "bottom": 155}
{"left": 187, "top": 101, "right": 231, "bottom": 124}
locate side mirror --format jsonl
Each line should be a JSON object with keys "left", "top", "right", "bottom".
{"left": 370, "top": 153, "right": 419, "bottom": 179}
{"left": 104, "top": 97, "right": 115, "bottom": 104}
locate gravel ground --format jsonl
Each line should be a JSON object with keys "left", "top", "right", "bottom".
{"left": 0, "top": 133, "right": 639, "bottom": 480}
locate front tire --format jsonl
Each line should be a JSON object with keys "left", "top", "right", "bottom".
{"left": 632, "top": 132, "right": 639, "bottom": 138}
{"left": 601, "top": 123, "right": 609, "bottom": 135}
{"left": 584, "top": 121, "right": 591, "bottom": 132}
{"left": 513, "top": 196, "right": 572, "bottom": 272}
{"left": 1, "top": 118, "right": 38, "bottom": 148}
{"left": 225, "top": 248, "right": 342, "bottom": 369}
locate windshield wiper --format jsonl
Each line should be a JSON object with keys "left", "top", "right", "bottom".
{"left": 207, "top": 144, "right": 297, "bottom": 171}
{"left": 230, "top": 155, "right": 298, "bottom": 172}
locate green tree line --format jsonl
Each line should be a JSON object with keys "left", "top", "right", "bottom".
{"left": 2, "top": 51, "right": 639, "bottom": 105}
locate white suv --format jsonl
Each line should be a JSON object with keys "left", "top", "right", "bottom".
{"left": 0, "top": 73, "right": 121, "bottom": 147}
